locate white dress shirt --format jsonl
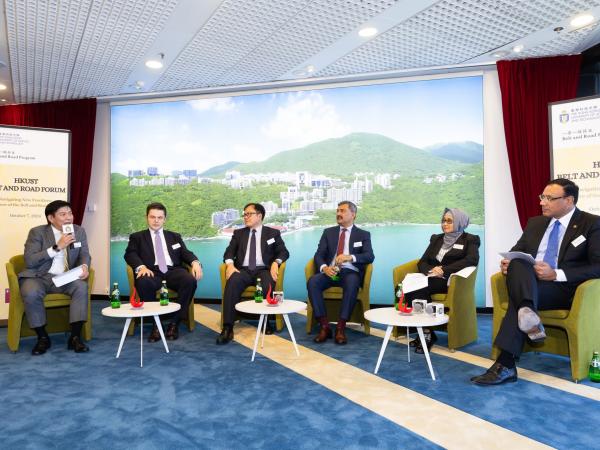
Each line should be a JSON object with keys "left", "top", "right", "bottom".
{"left": 150, "top": 228, "right": 174, "bottom": 267}
{"left": 47, "top": 225, "right": 67, "bottom": 275}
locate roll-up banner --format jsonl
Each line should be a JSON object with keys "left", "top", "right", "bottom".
{"left": 0, "top": 125, "right": 70, "bottom": 320}
{"left": 550, "top": 95, "right": 600, "bottom": 215}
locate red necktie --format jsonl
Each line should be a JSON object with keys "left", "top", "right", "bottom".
{"left": 336, "top": 228, "right": 347, "bottom": 256}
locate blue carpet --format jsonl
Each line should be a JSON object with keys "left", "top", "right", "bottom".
{"left": 0, "top": 303, "right": 440, "bottom": 450}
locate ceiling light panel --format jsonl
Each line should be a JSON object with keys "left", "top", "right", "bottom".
{"left": 5, "top": 0, "right": 178, "bottom": 103}
{"left": 318, "top": 0, "right": 600, "bottom": 77}
{"left": 154, "top": 0, "right": 399, "bottom": 90}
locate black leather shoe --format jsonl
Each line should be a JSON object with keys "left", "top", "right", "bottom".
{"left": 67, "top": 336, "right": 89, "bottom": 353}
{"left": 166, "top": 323, "right": 179, "bottom": 341}
{"left": 470, "top": 361, "right": 517, "bottom": 385}
{"left": 32, "top": 336, "right": 51, "bottom": 355}
{"left": 415, "top": 330, "right": 437, "bottom": 354}
{"left": 265, "top": 322, "right": 274, "bottom": 335}
{"left": 216, "top": 326, "right": 234, "bottom": 345}
{"left": 313, "top": 326, "right": 332, "bottom": 343}
{"left": 148, "top": 326, "right": 161, "bottom": 343}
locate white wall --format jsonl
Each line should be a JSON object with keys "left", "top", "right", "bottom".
{"left": 84, "top": 69, "right": 523, "bottom": 306}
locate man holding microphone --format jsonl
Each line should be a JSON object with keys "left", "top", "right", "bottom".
{"left": 18, "top": 200, "right": 91, "bottom": 355}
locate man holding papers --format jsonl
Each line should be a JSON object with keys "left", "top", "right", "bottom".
{"left": 18, "top": 200, "right": 91, "bottom": 355}
{"left": 472, "top": 179, "right": 600, "bottom": 385}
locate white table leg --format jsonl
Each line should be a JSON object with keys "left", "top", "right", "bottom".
{"left": 261, "top": 313, "right": 268, "bottom": 349}
{"left": 374, "top": 325, "right": 393, "bottom": 374}
{"left": 140, "top": 316, "right": 143, "bottom": 368}
{"left": 251, "top": 314, "right": 265, "bottom": 362}
{"left": 407, "top": 326, "right": 410, "bottom": 363}
{"left": 417, "top": 327, "right": 436, "bottom": 380}
{"left": 116, "top": 318, "right": 131, "bottom": 358}
{"left": 282, "top": 314, "right": 300, "bottom": 356}
{"left": 153, "top": 315, "right": 170, "bottom": 353}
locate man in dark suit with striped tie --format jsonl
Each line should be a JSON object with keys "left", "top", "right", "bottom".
{"left": 307, "top": 201, "right": 375, "bottom": 345}
{"left": 217, "top": 203, "right": 290, "bottom": 345}
{"left": 472, "top": 179, "right": 600, "bottom": 385}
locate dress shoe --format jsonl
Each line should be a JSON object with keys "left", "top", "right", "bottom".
{"left": 518, "top": 307, "right": 546, "bottom": 343}
{"left": 334, "top": 327, "right": 347, "bottom": 345}
{"left": 470, "top": 361, "right": 517, "bottom": 385}
{"left": 216, "top": 326, "right": 234, "bottom": 345}
{"left": 32, "top": 336, "right": 51, "bottom": 355}
{"left": 148, "top": 325, "right": 162, "bottom": 343}
{"left": 166, "top": 323, "right": 179, "bottom": 341}
{"left": 415, "top": 330, "right": 437, "bottom": 354}
{"left": 313, "top": 326, "right": 332, "bottom": 343}
{"left": 265, "top": 322, "right": 274, "bottom": 335}
{"left": 67, "top": 336, "right": 89, "bottom": 353}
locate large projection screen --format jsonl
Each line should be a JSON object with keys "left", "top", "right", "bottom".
{"left": 550, "top": 95, "right": 600, "bottom": 215}
{"left": 0, "top": 125, "right": 71, "bottom": 320}
{"left": 111, "top": 75, "right": 485, "bottom": 305}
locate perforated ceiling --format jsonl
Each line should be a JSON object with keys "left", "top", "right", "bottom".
{"left": 0, "top": 0, "right": 599, "bottom": 104}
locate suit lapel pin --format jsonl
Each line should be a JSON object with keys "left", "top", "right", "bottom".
{"left": 573, "top": 224, "right": 577, "bottom": 229}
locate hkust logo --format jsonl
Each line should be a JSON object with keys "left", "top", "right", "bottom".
{"left": 559, "top": 111, "right": 570, "bottom": 123}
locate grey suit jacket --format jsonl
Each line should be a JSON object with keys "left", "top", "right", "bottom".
{"left": 19, "top": 224, "right": 91, "bottom": 279}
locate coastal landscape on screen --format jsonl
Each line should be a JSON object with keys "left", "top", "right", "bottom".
{"left": 111, "top": 76, "right": 485, "bottom": 305}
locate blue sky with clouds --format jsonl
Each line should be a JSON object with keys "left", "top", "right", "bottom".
{"left": 111, "top": 75, "right": 483, "bottom": 175}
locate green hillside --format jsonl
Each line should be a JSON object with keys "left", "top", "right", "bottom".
{"left": 211, "top": 133, "right": 466, "bottom": 177}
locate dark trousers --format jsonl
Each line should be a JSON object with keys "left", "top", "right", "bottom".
{"left": 222, "top": 267, "right": 274, "bottom": 326}
{"left": 307, "top": 268, "right": 361, "bottom": 322}
{"left": 135, "top": 266, "right": 197, "bottom": 323}
{"left": 404, "top": 276, "right": 448, "bottom": 303}
{"left": 494, "top": 259, "right": 576, "bottom": 356}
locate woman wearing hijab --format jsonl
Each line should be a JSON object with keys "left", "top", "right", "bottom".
{"left": 405, "top": 208, "right": 480, "bottom": 353}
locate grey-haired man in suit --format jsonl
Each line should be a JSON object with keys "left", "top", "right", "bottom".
{"left": 19, "top": 200, "right": 91, "bottom": 355}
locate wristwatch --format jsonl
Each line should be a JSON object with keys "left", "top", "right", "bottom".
{"left": 52, "top": 244, "right": 59, "bottom": 252}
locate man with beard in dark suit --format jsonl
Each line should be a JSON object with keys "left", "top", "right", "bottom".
{"left": 217, "top": 202, "right": 290, "bottom": 344}
{"left": 472, "top": 179, "right": 600, "bottom": 385}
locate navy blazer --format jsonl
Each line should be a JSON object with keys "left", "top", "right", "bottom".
{"left": 510, "top": 208, "right": 600, "bottom": 285}
{"left": 417, "top": 232, "right": 480, "bottom": 278}
{"left": 223, "top": 226, "right": 289, "bottom": 269}
{"left": 313, "top": 225, "right": 375, "bottom": 279}
{"left": 124, "top": 229, "right": 198, "bottom": 270}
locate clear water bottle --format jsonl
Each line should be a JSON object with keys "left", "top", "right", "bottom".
{"left": 254, "top": 278, "right": 263, "bottom": 303}
{"left": 159, "top": 280, "right": 169, "bottom": 306}
{"left": 589, "top": 351, "right": 600, "bottom": 383}
{"left": 110, "top": 282, "right": 120, "bottom": 309}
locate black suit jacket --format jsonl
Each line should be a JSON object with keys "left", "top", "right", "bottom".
{"left": 124, "top": 229, "right": 198, "bottom": 270}
{"left": 417, "top": 232, "right": 480, "bottom": 278}
{"left": 314, "top": 225, "right": 375, "bottom": 279}
{"left": 223, "top": 226, "right": 289, "bottom": 269}
{"left": 510, "top": 208, "right": 600, "bottom": 285}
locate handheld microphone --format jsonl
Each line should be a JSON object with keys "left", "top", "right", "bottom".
{"left": 62, "top": 224, "right": 75, "bottom": 249}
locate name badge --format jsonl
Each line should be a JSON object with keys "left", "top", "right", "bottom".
{"left": 571, "top": 235, "right": 586, "bottom": 247}
{"left": 353, "top": 241, "right": 363, "bottom": 248}
{"left": 73, "top": 242, "right": 81, "bottom": 248}
{"left": 267, "top": 238, "right": 275, "bottom": 245}
{"left": 172, "top": 243, "right": 181, "bottom": 249}
{"left": 453, "top": 244, "right": 464, "bottom": 250}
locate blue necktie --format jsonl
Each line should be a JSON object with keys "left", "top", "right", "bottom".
{"left": 543, "top": 221, "right": 561, "bottom": 269}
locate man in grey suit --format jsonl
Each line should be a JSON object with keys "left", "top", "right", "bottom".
{"left": 19, "top": 200, "right": 91, "bottom": 355}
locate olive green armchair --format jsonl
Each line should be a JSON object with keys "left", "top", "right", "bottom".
{"left": 305, "top": 259, "right": 373, "bottom": 335}
{"left": 218, "top": 262, "right": 286, "bottom": 331}
{"left": 6, "top": 254, "right": 94, "bottom": 352}
{"left": 491, "top": 271, "right": 600, "bottom": 382}
{"left": 392, "top": 259, "right": 478, "bottom": 351}
{"left": 126, "top": 264, "right": 196, "bottom": 335}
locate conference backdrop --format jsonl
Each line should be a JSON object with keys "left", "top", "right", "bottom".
{"left": 550, "top": 94, "right": 600, "bottom": 215}
{"left": 110, "top": 75, "right": 485, "bottom": 305}
{"left": 0, "top": 125, "right": 70, "bottom": 319}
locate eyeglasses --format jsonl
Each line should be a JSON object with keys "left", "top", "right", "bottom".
{"left": 538, "top": 194, "right": 566, "bottom": 202}
{"left": 242, "top": 212, "right": 258, "bottom": 217}
{"left": 441, "top": 219, "right": 454, "bottom": 224}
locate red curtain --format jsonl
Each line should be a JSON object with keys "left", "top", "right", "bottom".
{"left": 0, "top": 98, "right": 97, "bottom": 224}
{"left": 497, "top": 55, "right": 581, "bottom": 229}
